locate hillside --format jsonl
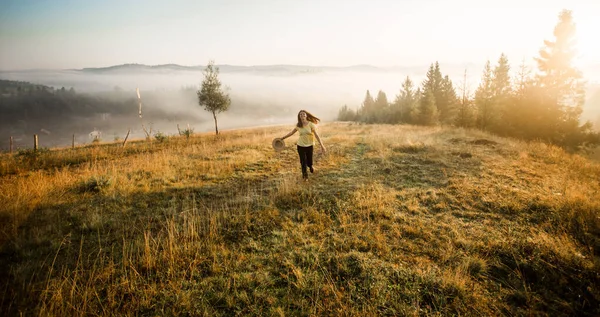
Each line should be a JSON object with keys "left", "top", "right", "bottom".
{"left": 77, "top": 63, "right": 397, "bottom": 75}
{"left": 0, "top": 122, "right": 599, "bottom": 316}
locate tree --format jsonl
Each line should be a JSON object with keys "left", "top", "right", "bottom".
{"left": 503, "top": 60, "right": 534, "bottom": 138}
{"left": 421, "top": 63, "right": 442, "bottom": 95}
{"left": 455, "top": 69, "right": 476, "bottom": 128}
{"left": 374, "top": 90, "right": 390, "bottom": 123}
{"left": 475, "top": 60, "right": 494, "bottom": 130}
{"left": 358, "top": 90, "right": 375, "bottom": 123}
{"left": 490, "top": 53, "right": 512, "bottom": 134}
{"left": 492, "top": 54, "right": 512, "bottom": 100}
{"left": 411, "top": 88, "right": 422, "bottom": 123}
{"left": 419, "top": 89, "right": 439, "bottom": 126}
{"left": 421, "top": 62, "right": 455, "bottom": 125}
{"left": 534, "top": 9, "right": 589, "bottom": 148}
{"left": 337, "top": 104, "right": 357, "bottom": 121}
{"left": 197, "top": 60, "right": 231, "bottom": 135}
{"left": 438, "top": 75, "right": 458, "bottom": 125}
{"left": 431, "top": 62, "right": 444, "bottom": 94}
{"left": 392, "top": 76, "right": 417, "bottom": 123}
{"left": 419, "top": 63, "right": 440, "bottom": 126}
{"left": 514, "top": 58, "right": 532, "bottom": 95}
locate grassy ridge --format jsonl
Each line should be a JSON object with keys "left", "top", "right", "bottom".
{"left": 0, "top": 122, "right": 599, "bottom": 316}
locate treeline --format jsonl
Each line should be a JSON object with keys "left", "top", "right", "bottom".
{"left": 0, "top": 81, "right": 203, "bottom": 132}
{"left": 338, "top": 10, "right": 599, "bottom": 150}
{"left": 0, "top": 80, "right": 134, "bottom": 126}
{"left": 0, "top": 80, "right": 208, "bottom": 149}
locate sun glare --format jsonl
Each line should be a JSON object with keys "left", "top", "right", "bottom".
{"left": 573, "top": 13, "right": 600, "bottom": 69}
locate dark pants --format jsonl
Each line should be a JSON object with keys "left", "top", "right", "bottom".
{"left": 297, "top": 145, "right": 313, "bottom": 177}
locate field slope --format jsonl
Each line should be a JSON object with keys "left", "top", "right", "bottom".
{"left": 1, "top": 122, "right": 599, "bottom": 316}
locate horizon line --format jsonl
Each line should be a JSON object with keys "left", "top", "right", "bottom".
{"left": 0, "top": 61, "right": 514, "bottom": 73}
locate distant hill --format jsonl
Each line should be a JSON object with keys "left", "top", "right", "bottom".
{"left": 77, "top": 63, "right": 416, "bottom": 75}
{"left": 0, "top": 79, "right": 54, "bottom": 95}
{"left": 80, "top": 63, "right": 203, "bottom": 73}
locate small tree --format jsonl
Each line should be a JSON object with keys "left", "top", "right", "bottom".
{"left": 374, "top": 90, "right": 390, "bottom": 123}
{"left": 197, "top": 60, "right": 231, "bottom": 135}
{"left": 393, "top": 76, "right": 418, "bottom": 124}
{"left": 490, "top": 53, "right": 512, "bottom": 134}
{"left": 439, "top": 75, "right": 458, "bottom": 125}
{"left": 475, "top": 60, "right": 494, "bottom": 130}
{"left": 419, "top": 89, "right": 439, "bottom": 126}
{"left": 455, "top": 69, "right": 476, "bottom": 128}
{"left": 337, "top": 105, "right": 357, "bottom": 121}
{"left": 358, "top": 90, "right": 375, "bottom": 123}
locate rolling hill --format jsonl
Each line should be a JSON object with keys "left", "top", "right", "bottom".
{"left": 0, "top": 122, "right": 598, "bottom": 316}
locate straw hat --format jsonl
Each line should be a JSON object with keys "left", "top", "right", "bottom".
{"left": 272, "top": 138, "right": 285, "bottom": 151}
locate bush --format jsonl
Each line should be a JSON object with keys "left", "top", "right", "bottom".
{"left": 154, "top": 131, "right": 168, "bottom": 143}
{"left": 179, "top": 127, "right": 194, "bottom": 139}
{"left": 16, "top": 147, "right": 50, "bottom": 161}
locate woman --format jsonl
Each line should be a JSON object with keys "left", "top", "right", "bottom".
{"left": 281, "top": 110, "right": 326, "bottom": 180}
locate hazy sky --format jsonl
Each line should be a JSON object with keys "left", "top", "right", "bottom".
{"left": 1, "top": 0, "right": 599, "bottom": 70}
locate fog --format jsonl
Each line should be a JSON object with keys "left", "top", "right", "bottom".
{"left": 1, "top": 64, "right": 599, "bottom": 150}
{"left": 1, "top": 67, "right": 438, "bottom": 114}
{"left": 0, "top": 67, "right": 443, "bottom": 149}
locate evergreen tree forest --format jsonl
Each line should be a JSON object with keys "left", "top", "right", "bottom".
{"left": 338, "top": 10, "right": 600, "bottom": 150}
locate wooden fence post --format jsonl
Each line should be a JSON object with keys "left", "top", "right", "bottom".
{"left": 72, "top": 134, "right": 75, "bottom": 149}
{"left": 122, "top": 129, "right": 131, "bottom": 147}
{"left": 33, "top": 134, "right": 38, "bottom": 151}
{"left": 9, "top": 136, "right": 13, "bottom": 153}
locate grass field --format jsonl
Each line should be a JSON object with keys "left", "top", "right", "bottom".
{"left": 1, "top": 122, "right": 599, "bottom": 316}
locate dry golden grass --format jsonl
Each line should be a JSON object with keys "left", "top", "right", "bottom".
{"left": 0, "top": 122, "right": 599, "bottom": 316}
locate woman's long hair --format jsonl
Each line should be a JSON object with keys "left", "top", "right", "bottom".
{"left": 296, "top": 110, "right": 320, "bottom": 128}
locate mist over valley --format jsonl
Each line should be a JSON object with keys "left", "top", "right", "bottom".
{"left": 1, "top": 62, "right": 599, "bottom": 150}
{"left": 0, "top": 64, "right": 456, "bottom": 150}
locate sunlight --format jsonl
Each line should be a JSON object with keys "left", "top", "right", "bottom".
{"left": 573, "top": 12, "right": 600, "bottom": 69}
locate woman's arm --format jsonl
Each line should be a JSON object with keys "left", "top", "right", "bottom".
{"left": 313, "top": 126, "right": 326, "bottom": 152}
{"left": 281, "top": 128, "right": 297, "bottom": 140}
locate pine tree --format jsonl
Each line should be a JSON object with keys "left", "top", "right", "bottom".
{"left": 493, "top": 54, "right": 511, "bottom": 98}
{"left": 535, "top": 9, "right": 589, "bottom": 147}
{"left": 422, "top": 64, "right": 436, "bottom": 93}
{"left": 475, "top": 60, "right": 494, "bottom": 130}
{"left": 358, "top": 90, "right": 375, "bottom": 122}
{"left": 392, "top": 76, "right": 417, "bottom": 123}
{"left": 455, "top": 69, "right": 475, "bottom": 128}
{"left": 438, "top": 75, "right": 458, "bottom": 125}
{"left": 503, "top": 60, "right": 534, "bottom": 138}
{"left": 419, "top": 89, "right": 439, "bottom": 126}
{"left": 514, "top": 59, "right": 532, "bottom": 95}
{"left": 374, "top": 90, "right": 389, "bottom": 123}
{"left": 490, "top": 53, "right": 512, "bottom": 134}
{"left": 419, "top": 64, "right": 439, "bottom": 126}
{"left": 421, "top": 62, "right": 455, "bottom": 125}
{"left": 433, "top": 62, "right": 444, "bottom": 94}
{"left": 410, "top": 88, "right": 422, "bottom": 124}
{"left": 337, "top": 104, "right": 357, "bottom": 121}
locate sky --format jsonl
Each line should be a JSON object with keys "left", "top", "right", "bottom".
{"left": 0, "top": 0, "right": 599, "bottom": 71}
